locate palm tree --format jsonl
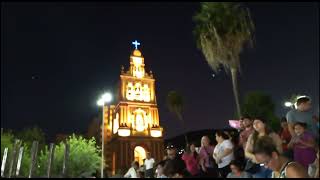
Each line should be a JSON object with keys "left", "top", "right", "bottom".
{"left": 193, "top": 2, "right": 255, "bottom": 118}
{"left": 166, "top": 91, "right": 188, "bottom": 145}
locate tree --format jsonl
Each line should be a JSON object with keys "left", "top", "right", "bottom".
{"left": 36, "top": 134, "right": 101, "bottom": 178}
{"left": 166, "top": 91, "right": 188, "bottom": 145}
{"left": 1, "top": 131, "right": 31, "bottom": 177}
{"left": 241, "top": 91, "right": 280, "bottom": 132}
{"left": 16, "top": 126, "right": 46, "bottom": 148}
{"left": 86, "top": 117, "right": 100, "bottom": 140}
{"left": 193, "top": 2, "right": 255, "bottom": 118}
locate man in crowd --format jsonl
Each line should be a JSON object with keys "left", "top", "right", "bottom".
{"left": 165, "top": 143, "right": 189, "bottom": 177}
{"left": 144, "top": 152, "right": 155, "bottom": 178}
{"left": 239, "top": 115, "right": 254, "bottom": 149}
{"left": 286, "top": 96, "right": 318, "bottom": 140}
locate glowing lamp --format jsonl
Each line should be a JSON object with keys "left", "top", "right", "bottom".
{"left": 118, "top": 127, "right": 130, "bottom": 137}
{"left": 150, "top": 129, "right": 162, "bottom": 138}
{"left": 284, "top": 102, "right": 293, "bottom": 107}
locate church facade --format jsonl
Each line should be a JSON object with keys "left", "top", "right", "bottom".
{"left": 102, "top": 41, "right": 164, "bottom": 175}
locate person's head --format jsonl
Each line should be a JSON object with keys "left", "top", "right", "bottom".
{"left": 156, "top": 160, "right": 166, "bottom": 177}
{"left": 201, "top": 136, "right": 210, "bottom": 147}
{"left": 215, "top": 130, "right": 230, "bottom": 143}
{"left": 163, "top": 159, "right": 184, "bottom": 178}
{"left": 253, "top": 117, "right": 268, "bottom": 133}
{"left": 166, "top": 143, "right": 177, "bottom": 160}
{"left": 293, "top": 122, "right": 307, "bottom": 136}
{"left": 146, "top": 152, "right": 151, "bottom": 159}
{"left": 132, "top": 161, "right": 139, "bottom": 169}
{"left": 229, "top": 160, "right": 244, "bottom": 174}
{"left": 252, "top": 136, "right": 282, "bottom": 171}
{"left": 296, "top": 97, "right": 312, "bottom": 111}
{"left": 242, "top": 115, "right": 253, "bottom": 128}
{"left": 239, "top": 119, "right": 245, "bottom": 130}
{"left": 280, "top": 117, "right": 288, "bottom": 129}
{"left": 185, "top": 142, "right": 196, "bottom": 154}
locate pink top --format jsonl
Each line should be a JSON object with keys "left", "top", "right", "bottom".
{"left": 199, "top": 145, "right": 214, "bottom": 168}
{"left": 239, "top": 127, "right": 254, "bottom": 148}
{"left": 293, "top": 131, "right": 316, "bottom": 169}
{"left": 182, "top": 153, "right": 200, "bottom": 176}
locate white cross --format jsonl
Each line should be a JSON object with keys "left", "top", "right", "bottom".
{"left": 132, "top": 40, "right": 141, "bottom": 49}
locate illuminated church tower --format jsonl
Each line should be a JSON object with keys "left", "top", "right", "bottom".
{"left": 103, "top": 41, "right": 164, "bottom": 175}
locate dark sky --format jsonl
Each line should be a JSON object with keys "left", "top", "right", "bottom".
{"left": 1, "top": 2, "right": 319, "bottom": 141}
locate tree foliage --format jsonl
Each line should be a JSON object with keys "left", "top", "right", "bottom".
{"left": 241, "top": 91, "right": 280, "bottom": 132}
{"left": 193, "top": 2, "right": 255, "bottom": 118}
{"left": 166, "top": 91, "right": 188, "bottom": 145}
{"left": 1, "top": 131, "right": 31, "bottom": 177}
{"left": 36, "top": 134, "right": 101, "bottom": 177}
{"left": 16, "top": 126, "right": 45, "bottom": 148}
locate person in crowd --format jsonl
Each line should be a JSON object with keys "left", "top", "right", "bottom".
{"left": 288, "top": 122, "right": 316, "bottom": 169}
{"left": 199, "top": 136, "right": 219, "bottom": 177}
{"left": 163, "top": 159, "right": 185, "bottom": 178}
{"left": 245, "top": 117, "right": 282, "bottom": 178}
{"left": 227, "top": 160, "right": 252, "bottom": 178}
{"left": 308, "top": 147, "right": 319, "bottom": 178}
{"left": 213, "top": 131, "right": 234, "bottom": 178}
{"left": 155, "top": 160, "right": 167, "bottom": 178}
{"left": 286, "top": 96, "right": 318, "bottom": 140}
{"left": 165, "top": 143, "right": 189, "bottom": 177}
{"left": 181, "top": 142, "right": 200, "bottom": 177}
{"left": 124, "top": 161, "right": 140, "bottom": 178}
{"left": 144, "top": 152, "right": 155, "bottom": 178}
{"left": 239, "top": 115, "right": 255, "bottom": 149}
{"left": 279, "top": 117, "right": 292, "bottom": 153}
{"left": 239, "top": 119, "right": 245, "bottom": 132}
{"left": 253, "top": 136, "right": 309, "bottom": 178}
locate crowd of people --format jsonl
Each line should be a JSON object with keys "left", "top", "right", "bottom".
{"left": 124, "top": 96, "right": 319, "bottom": 178}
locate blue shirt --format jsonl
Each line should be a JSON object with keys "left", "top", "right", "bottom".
{"left": 286, "top": 109, "right": 318, "bottom": 138}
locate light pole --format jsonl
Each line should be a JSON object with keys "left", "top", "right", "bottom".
{"left": 97, "top": 92, "right": 112, "bottom": 178}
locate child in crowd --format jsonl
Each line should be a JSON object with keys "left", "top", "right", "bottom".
{"left": 288, "top": 122, "right": 316, "bottom": 169}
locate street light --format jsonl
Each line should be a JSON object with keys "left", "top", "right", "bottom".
{"left": 97, "top": 92, "right": 112, "bottom": 178}
{"left": 284, "top": 102, "right": 293, "bottom": 107}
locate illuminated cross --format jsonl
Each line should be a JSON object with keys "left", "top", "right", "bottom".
{"left": 132, "top": 40, "right": 141, "bottom": 49}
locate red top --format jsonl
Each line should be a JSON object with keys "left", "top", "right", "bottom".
{"left": 182, "top": 153, "right": 200, "bottom": 176}
{"left": 279, "top": 128, "right": 291, "bottom": 151}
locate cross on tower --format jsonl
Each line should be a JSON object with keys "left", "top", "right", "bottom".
{"left": 132, "top": 40, "right": 141, "bottom": 49}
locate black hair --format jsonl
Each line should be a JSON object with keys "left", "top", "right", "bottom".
{"left": 215, "top": 130, "right": 230, "bottom": 140}
{"left": 156, "top": 160, "right": 166, "bottom": 167}
{"left": 241, "top": 114, "right": 252, "bottom": 120}
{"left": 252, "top": 136, "right": 279, "bottom": 156}
{"left": 280, "top": 117, "right": 287, "bottom": 123}
{"left": 229, "top": 160, "right": 245, "bottom": 171}
{"left": 293, "top": 122, "right": 307, "bottom": 129}
{"left": 296, "top": 97, "right": 311, "bottom": 106}
{"left": 163, "top": 159, "right": 184, "bottom": 177}
{"left": 252, "top": 117, "right": 273, "bottom": 148}
{"left": 132, "top": 161, "right": 139, "bottom": 167}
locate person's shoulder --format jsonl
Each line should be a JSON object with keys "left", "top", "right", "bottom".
{"left": 286, "top": 162, "right": 309, "bottom": 178}
{"left": 243, "top": 171, "right": 252, "bottom": 177}
{"left": 226, "top": 172, "right": 233, "bottom": 178}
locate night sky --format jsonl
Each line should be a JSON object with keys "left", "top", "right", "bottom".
{"left": 1, "top": 2, "right": 319, "bottom": 141}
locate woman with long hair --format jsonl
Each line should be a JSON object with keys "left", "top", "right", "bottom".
{"left": 245, "top": 117, "right": 282, "bottom": 178}
{"left": 182, "top": 142, "right": 200, "bottom": 177}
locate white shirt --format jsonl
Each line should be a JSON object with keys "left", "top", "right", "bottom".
{"left": 213, "top": 139, "right": 234, "bottom": 168}
{"left": 144, "top": 158, "right": 155, "bottom": 170}
{"left": 124, "top": 167, "right": 138, "bottom": 178}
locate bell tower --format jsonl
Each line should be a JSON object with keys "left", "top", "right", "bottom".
{"left": 104, "top": 41, "right": 164, "bottom": 175}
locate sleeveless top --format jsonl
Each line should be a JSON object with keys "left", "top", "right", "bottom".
{"left": 271, "top": 161, "right": 295, "bottom": 178}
